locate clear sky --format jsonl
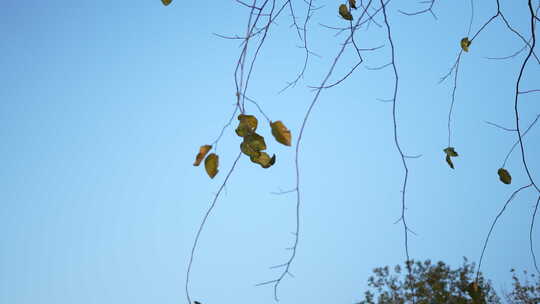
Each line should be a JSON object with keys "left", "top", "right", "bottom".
{"left": 1, "top": 0, "right": 539, "bottom": 304}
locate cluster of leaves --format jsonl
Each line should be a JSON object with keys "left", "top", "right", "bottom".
{"left": 237, "top": 114, "right": 276, "bottom": 168}
{"left": 193, "top": 114, "right": 291, "bottom": 178}
{"left": 357, "top": 258, "right": 500, "bottom": 304}
{"left": 193, "top": 145, "right": 218, "bottom": 178}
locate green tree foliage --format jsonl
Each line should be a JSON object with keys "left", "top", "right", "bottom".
{"left": 357, "top": 259, "right": 500, "bottom": 304}
{"left": 505, "top": 269, "right": 540, "bottom": 304}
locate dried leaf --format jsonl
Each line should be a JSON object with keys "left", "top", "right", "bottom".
{"left": 204, "top": 153, "right": 219, "bottom": 179}
{"left": 235, "top": 114, "right": 258, "bottom": 137}
{"left": 444, "top": 147, "right": 458, "bottom": 157}
{"left": 244, "top": 133, "right": 267, "bottom": 151}
{"left": 444, "top": 147, "right": 458, "bottom": 169}
{"left": 270, "top": 121, "right": 292, "bottom": 146}
{"left": 445, "top": 155, "right": 454, "bottom": 169}
{"left": 193, "top": 145, "right": 212, "bottom": 166}
{"left": 339, "top": 4, "right": 353, "bottom": 20}
{"left": 497, "top": 168, "right": 512, "bottom": 184}
{"left": 349, "top": 0, "right": 357, "bottom": 9}
{"left": 250, "top": 152, "right": 276, "bottom": 168}
{"left": 161, "top": 0, "right": 172, "bottom": 6}
{"left": 240, "top": 141, "right": 261, "bottom": 158}
{"left": 460, "top": 37, "right": 471, "bottom": 52}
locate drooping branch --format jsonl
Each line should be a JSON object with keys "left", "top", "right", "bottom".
{"left": 476, "top": 184, "right": 533, "bottom": 282}
{"left": 185, "top": 152, "right": 243, "bottom": 304}
{"left": 530, "top": 195, "right": 540, "bottom": 275}
{"left": 513, "top": 0, "right": 540, "bottom": 196}
{"left": 257, "top": 1, "right": 385, "bottom": 300}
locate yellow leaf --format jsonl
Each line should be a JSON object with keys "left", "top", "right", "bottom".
{"left": 244, "top": 133, "right": 267, "bottom": 151}
{"left": 339, "top": 4, "right": 353, "bottom": 21}
{"left": 497, "top": 168, "right": 512, "bottom": 184}
{"left": 349, "top": 0, "right": 357, "bottom": 9}
{"left": 204, "top": 153, "right": 219, "bottom": 178}
{"left": 444, "top": 147, "right": 458, "bottom": 169}
{"left": 443, "top": 147, "right": 458, "bottom": 157}
{"left": 193, "top": 145, "right": 212, "bottom": 166}
{"left": 240, "top": 141, "right": 261, "bottom": 158}
{"left": 270, "top": 121, "right": 292, "bottom": 146}
{"left": 161, "top": 0, "right": 172, "bottom": 6}
{"left": 460, "top": 37, "right": 471, "bottom": 52}
{"left": 250, "top": 152, "right": 276, "bottom": 168}
{"left": 235, "top": 114, "right": 258, "bottom": 137}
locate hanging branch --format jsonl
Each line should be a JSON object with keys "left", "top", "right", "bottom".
{"left": 531, "top": 195, "right": 540, "bottom": 275}
{"left": 187, "top": 1, "right": 301, "bottom": 302}
{"left": 514, "top": 0, "right": 540, "bottom": 277}
{"left": 185, "top": 152, "right": 243, "bottom": 304}
{"left": 279, "top": 0, "right": 320, "bottom": 93}
{"left": 513, "top": 0, "right": 540, "bottom": 195}
{"left": 256, "top": 0, "right": 387, "bottom": 300}
{"left": 475, "top": 184, "right": 533, "bottom": 282}
{"left": 380, "top": 2, "right": 420, "bottom": 303}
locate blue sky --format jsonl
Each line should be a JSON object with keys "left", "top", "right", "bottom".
{"left": 1, "top": 0, "right": 539, "bottom": 303}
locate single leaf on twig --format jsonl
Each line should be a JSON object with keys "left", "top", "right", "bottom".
{"left": 444, "top": 147, "right": 459, "bottom": 169}
{"left": 193, "top": 145, "right": 212, "bottom": 166}
{"left": 270, "top": 121, "right": 292, "bottom": 146}
{"left": 497, "top": 168, "right": 512, "bottom": 184}
{"left": 349, "top": 0, "right": 357, "bottom": 9}
{"left": 339, "top": 4, "right": 353, "bottom": 20}
{"left": 235, "top": 114, "right": 258, "bottom": 137}
{"left": 460, "top": 37, "right": 471, "bottom": 52}
{"left": 204, "top": 153, "right": 219, "bottom": 178}
{"left": 444, "top": 147, "right": 458, "bottom": 157}
{"left": 161, "top": 0, "right": 172, "bottom": 6}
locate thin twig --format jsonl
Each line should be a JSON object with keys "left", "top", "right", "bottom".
{"left": 185, "top": 152, "right": 243, "bottom": 304}
{"left": 476, "top": 184, "right": 533, "bottom": 282}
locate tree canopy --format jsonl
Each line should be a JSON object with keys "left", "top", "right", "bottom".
{"left": 358, "top": 259, "right": 500, "bottom": 304}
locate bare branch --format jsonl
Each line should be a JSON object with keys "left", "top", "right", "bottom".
{"left": 399, "top": 0, "right": 437, "bottom": 19}
{"left": 502, "top": 114, "right": 540, "bottom": 168}
{"left": 380, "top": 1, "right": 415, "bottom": 297}
{"left": 485, "top": 120, "right": 516, "bottom": 132}
{"left": 185, "top": 152, "right": 244, "bottom": 304}
{"left": 519, "top": 89, "right": 540, "bottom": 94}
{"left": 476, "top": 184, "right": 533, "bottom": 282}
{"left": 530, "top": 195, "right": 540, "bottom": 276}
